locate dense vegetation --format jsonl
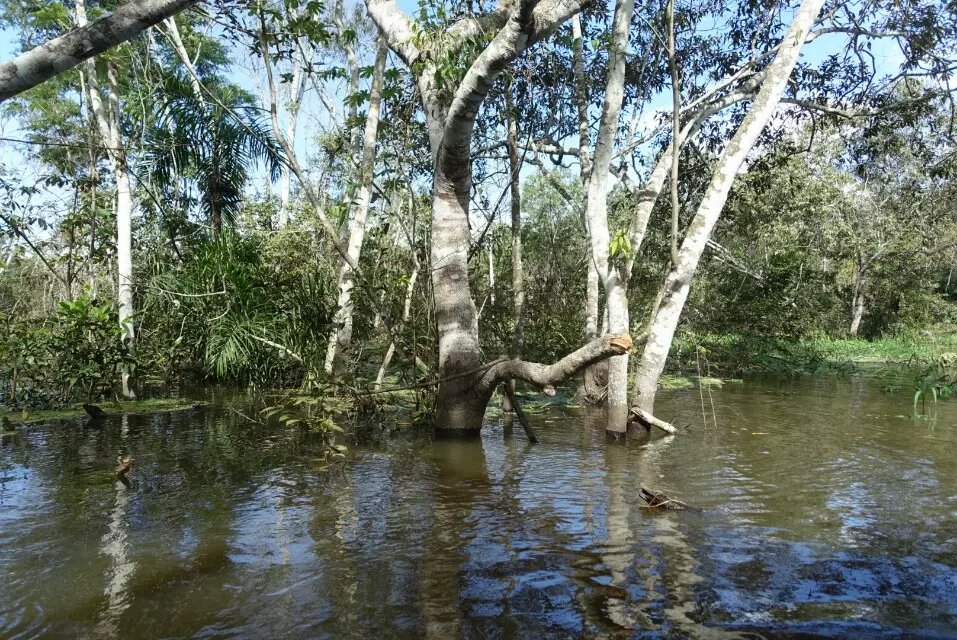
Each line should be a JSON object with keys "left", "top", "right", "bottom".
{"left": 0, "top": 0, "right": 954, "bottom": 431}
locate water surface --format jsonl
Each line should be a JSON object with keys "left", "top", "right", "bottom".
{"left": 2, "top": 374, "right": 956, "bottom": 638}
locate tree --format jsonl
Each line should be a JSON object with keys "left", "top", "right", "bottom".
{"left": 632, "top": 0, "right": 828, "bottom": 413}
{"left": 366, "top": 0, "right": 632, "bottom": 433}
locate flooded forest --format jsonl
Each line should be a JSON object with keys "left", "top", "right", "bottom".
{"left": 1, "top": 0, "right": 957, "bottom": 637}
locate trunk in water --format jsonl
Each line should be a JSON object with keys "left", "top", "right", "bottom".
{"left": 324, "top": 38, "right": 388, "bottom": 375}
{"left": 582, "top": 0, "right": 635, "bottom": 434}
{"left": 366, "top": 0, "right": 621, "bottom": 434}
{"left": 76, "top": 0, "right": 135, "bottom": 398}
{"left": 632, "top": 0, "right": 827, "bottom": 413}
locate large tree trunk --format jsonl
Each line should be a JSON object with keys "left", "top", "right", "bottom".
{"left": 324, "top": 37, "right": 388, "bottom": 375}
{"left": 582, "top": 0, "right": 635, "bottom": 434}
{"left": 366, "top": 0, "right": 604, "bottom": 434}
{"left": 0, "top": 0, "right": 197, "bottom": 101}
{"left": 632, "top": 0, "right": 827, "bottom": 413}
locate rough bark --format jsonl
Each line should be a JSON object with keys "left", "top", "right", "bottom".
{"left": 324, "top": 37, "right": 388, "bottom": 375}
{"left": 582, "top": 0, "right": 635, "bottom": 434}
{"left": 1, "top": 0, "right": 197, "bottom": 101}
{"left": 633, "top": 0, "right": 827, "bottom": 413}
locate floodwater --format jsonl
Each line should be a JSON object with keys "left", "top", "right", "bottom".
{"left": 2, "top": 374, "right": 956, "bottom": 639}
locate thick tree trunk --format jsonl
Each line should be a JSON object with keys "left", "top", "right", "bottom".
{"left": 632, "top": 0, "right": 827, "bottom": 413}
{"left": 0, "top": 0, "right": 197, "bottom": 101}
{"left": 324, "top": 38, "right": 387, "bottom": 375}
{"left": 583, "top": 0, "right": 635, "bottom": 434}
{"left": 366, "top": 0, "right": 595, "bottom": 433}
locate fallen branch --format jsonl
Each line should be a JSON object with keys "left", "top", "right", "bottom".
{"left": 639, "top": 485, "right": 689, "bottom": 510}
{"left": 503, "top": 383, "right": 539, "bottom": 444}
{"left": 629, "top": 407, "right": 678, "bottom": 434}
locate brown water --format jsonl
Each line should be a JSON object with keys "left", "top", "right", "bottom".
{"left": 2, "top": 373, "right": 957, "bottom": 639}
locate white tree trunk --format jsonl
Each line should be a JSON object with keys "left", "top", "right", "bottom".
{"left": 324, "top": 37, "right": 388, "bottom": 374}
{"left": 0, "top": 0, "right": 197, "bottom": 101}
{"left": 582, "top": 0, "right": 635, "bottom": 434}
{"left": 633, "top": 0, "right": 827, "bottom": 413}
{"left": 76, "top": 0, "right": 135, "bottom": 398}
{"left": 850, "top": 266, "right": 866, "bottom": 336}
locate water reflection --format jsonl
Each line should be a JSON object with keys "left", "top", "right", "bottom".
{"left": 1, "top": 374, "right": 956, "bottom": 638}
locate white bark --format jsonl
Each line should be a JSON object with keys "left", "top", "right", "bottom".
{"left": 582, "top": 0, "right": 635, "bottom": 434}
{"left": 0, "top": 0, "right": 197, "bottom": 101}
{"left": 633, "top": 0, "right": 827, "bottom": 413}
{"left": 850, "top": 264, "right": 866, "bottom": 336}
{"left": 76, "top": 0, "right": 135, "bottom": 398}
{"left": 324, "top": 37, "right": 388, "bottom": 375}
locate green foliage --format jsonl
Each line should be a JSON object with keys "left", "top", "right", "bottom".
{"left": 261, "top": 376, "right": 350, "bottom": 469}
{"left": 0, "top": 294, "right": 135, "bottom": 407}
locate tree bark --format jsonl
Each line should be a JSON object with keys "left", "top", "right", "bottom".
{"left": 850, "top": 264, "right": 866, "bottom": 336}
{"left": 632, "top": 0, "right": 827, "bottom": 414}
{"left": 367, "top": 0, "right": 595, "bottom": 432}
{"left": 0, "top": 0, "right": 197, "bottom": 101}
{"left": 76, "top": 0, "right": 135, "bottom": 398}
{"left": 324, "top": 37, "right": 388, "bottom": 375}
{"left": 582, "top": 0, "right": 635, "bottom": 434}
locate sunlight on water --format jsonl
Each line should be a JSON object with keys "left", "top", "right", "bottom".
{"left": 1, "top": 373, "right": 956, "bottom": 638}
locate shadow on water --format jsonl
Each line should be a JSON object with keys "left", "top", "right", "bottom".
{"left": 1, "top": 375, "right": 957, "bottom": 639}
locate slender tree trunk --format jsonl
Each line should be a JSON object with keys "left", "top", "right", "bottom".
{"left": 76, "top": 0, "right": 135, "bottom": 398}
{"left": 572, "top": 12, "right": 603, "bottom": 402}
{"left": 849, "top": 265, "right": 866, "bottom": 336}
{"left": 633, "top": 0, "right": 826, "bottom": 413}
{"left": 375, "top": 258, "right": 420, "bottom": 389}
{"left": 324, "top": 38, "right": 388, "bottom": 375}
{"left": 583, "top": 0, "right": 635, "bottom": 434}
{"left": 501, "top": 83, "right": 525, "bottom": 412}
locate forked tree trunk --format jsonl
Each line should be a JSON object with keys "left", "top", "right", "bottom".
{"left": 366, "top": 0, "right": 624, "bottom": 433}
{"left": 582, "top": 0, "right": 635, "bottom": 434}
{"left": 632, "top": 0, "right": 827, "bottom": 413}
{"left": 324, "top": 37, "right": 388, "bottom": 375}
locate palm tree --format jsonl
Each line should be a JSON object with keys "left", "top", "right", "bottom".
{"left": 145, "top": 76, "right": 283, "bottom": 239}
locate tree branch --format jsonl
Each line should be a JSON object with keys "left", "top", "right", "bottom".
{"left": 364, "top": 0, "right": 420, "bottom": 66}
{"left": 0, "top": 0, "right": 198, "bottom": 101}
{"left": 480, "top": 332, "right": 640, "bottom": 394}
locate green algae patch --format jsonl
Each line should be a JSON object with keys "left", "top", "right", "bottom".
{"left": 1, "top": 398, "right": 205, "bottom": 425}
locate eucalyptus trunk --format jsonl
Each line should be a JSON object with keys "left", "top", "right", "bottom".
{"left": 632, "top": 0, "right": 827, "bottom": 414}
